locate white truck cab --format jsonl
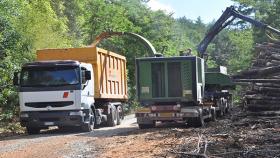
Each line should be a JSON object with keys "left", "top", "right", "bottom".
{"left": 14, "top": 60, "right": 96, "bottom": 134}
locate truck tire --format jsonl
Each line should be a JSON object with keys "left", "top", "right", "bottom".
{"left": 26, "top": 126, "right": 40, "bottom": 135}
{"left": 217, "top": 109, "right": 224, "bottom": 117}
{"left": 211, "top": 109, "right": 217, "bottom": 121}
{"left": 188, "top": 114, "right": 205, "bottom": 128}
{"left": 138, "top": 122, "right": 155, "bottom": 129}
{"left": 107, "top": 106, "right": 117, "bottom": 127}
{"left": 217, "top": 99, "right": 224, "bottom": 117}
{"left": 116, "top": 106, "right": 122, "bottom": 125}
{"left": 225, "top": 107, "right": 229, "bottom": 114}
{"left": 82, "top": 108, "right": 95, "bottom": 132}
{"left": 225, "top": 102, "right": 230, "bottom": 114}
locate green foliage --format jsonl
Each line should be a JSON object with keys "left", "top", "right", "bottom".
{"left": 233, "top": 0, "right": 280, "bottom": 43}
{"left": 0, "top": 0, "right": 263, "bottom": 124}
{"left": 175, "top": 16, "right": 207, "bottom": 55}
{"left": 16, "top": 0, "right": 72, "bottom": 50}
{"left": 227, "top": 29, "right": 254, "bottom": 73}
{"left": 0, "top": 2, "right": 29, "bottom": 114}
{"left": 206, "top": 28, "right": 254, "bottom": 73}
{"left": 83, "top": 0, "right": 136, "bottom": 44}
{"left": 0, "top": 0, "right": 72, "bottom": 125}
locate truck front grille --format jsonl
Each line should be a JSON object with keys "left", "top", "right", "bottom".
{"left": 25, "top": 101, "right": 74, "bottom": 108}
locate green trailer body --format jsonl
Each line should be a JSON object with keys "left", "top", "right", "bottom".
{"left": 205, "top": 72, "right": 235, "bottom": 90}
{"left": 135, "top": 57, "right": 234, "bottom": 128}
{"left": 136, "top": 56, "right": 205, "bottom": 105}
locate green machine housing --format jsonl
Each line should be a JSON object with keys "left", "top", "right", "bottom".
{"left": 205, "top": 66, "right": 235, "bottom": 91}
{"left": 136, "top": 56, "right": 205, "bottom": 106}
{"left": 204, "top": 66, "right": 235, "bottom": 108}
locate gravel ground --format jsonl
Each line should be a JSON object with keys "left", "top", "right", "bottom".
{"left": 1, "top": 108, "right": 279, "bottom": 158}
{"left": 0, "top": 114, "right": 137, "bottom": 158}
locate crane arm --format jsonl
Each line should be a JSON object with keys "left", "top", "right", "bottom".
{"left": 197, "top": 6, "right": 280, "bottom": 58}
{"left": 90, "top": 31, "right": 159, "bottom": 57}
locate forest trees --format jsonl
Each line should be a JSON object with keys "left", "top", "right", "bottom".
{"left": 0, "top": 0, "right": 278, "bottom": 121}
{"left": 0, "top": 0, "right": 74, "bottom": 122}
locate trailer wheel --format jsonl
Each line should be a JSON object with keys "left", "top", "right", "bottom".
{"left": 82, "top": 108, "right": 95, "bottom": 132}
{"left": 217, "top": 99, "right": 224, "bottom": 117}
{"left": 225, "top": 101, "right": 230, "bottom": 114}
{"left": 217, "top": 109, "right": 224, "bottom": 117}
{"left": 107, "top": 106, "right": 117, "bottom": 127}
{"left": 225, "top": 107, "right": 229, "bottom": 114}
{"left": 138, "top": 122, "right": 155, "bottom": 129}
{"left": 116, "top": 106, "right": 122, "bottom": 125}
{"left": 211, "top": 109, "right": 217, "bottom": 121}
{"left": 26, "top": 126, "right": 40, "bottom": 135}
{"left": 188, "top": 114, "right": 205, "bottom": 128}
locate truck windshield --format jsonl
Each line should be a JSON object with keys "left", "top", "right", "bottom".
{"left": 20, "top": 67, "right": 80, "bottom": 87}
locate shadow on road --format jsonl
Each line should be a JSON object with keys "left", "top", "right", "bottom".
{"left": 0, "top": 127, "right": 85, "bottom": 141}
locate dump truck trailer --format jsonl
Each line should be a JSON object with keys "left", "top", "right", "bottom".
{"left": 14, "top": 46, "right": 127, "bottom": 134}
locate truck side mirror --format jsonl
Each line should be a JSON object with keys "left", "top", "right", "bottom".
{"left": 85, "top": 70, "right": 91, "bottom": 80}
{"left": 13, "top": 72, "right": 19, "bottom": 86}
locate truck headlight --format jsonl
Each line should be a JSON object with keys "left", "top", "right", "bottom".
{"left": 20, "top": 113, "right": 29, "bottom": 118}
{"left": 69, "top": 111, "right": 83, "bottom": 116}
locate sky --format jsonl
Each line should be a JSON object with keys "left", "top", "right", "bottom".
{"left": 146, "top": 0, "right": 235, "bottom": 23}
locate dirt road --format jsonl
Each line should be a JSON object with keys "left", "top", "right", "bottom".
{"left": 1, "top": 108, "right": 280, "bottom": 158}
{"left": 0, "top": 114, "right": 137, "bottom": 158}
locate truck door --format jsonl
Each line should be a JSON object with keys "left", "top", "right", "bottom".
{"left": 81, "top": 66, "right": 94, "bottom": 107}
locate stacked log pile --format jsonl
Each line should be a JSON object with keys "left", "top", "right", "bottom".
{"left": 233, "top": 42, "right": 280, "bottom": 112}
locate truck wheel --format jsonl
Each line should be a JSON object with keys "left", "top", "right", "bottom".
{"left": 225, "top": 107, "right": 229, "bottom": 114}
{"left": 188, "top": 114, "right": 205, "bottom": 128}
{"left": 138, "top": 122, "right": 155, "bottom": 129}
{"left": 116, "top": 106, "right": 122, "bottom": 125}
{"left": 204, "top": 108, "right": 212, "bottom": 122}
{"left": 222, "top": 107, "right": 226, "bottom": 115}
{"left": 107, "top": 106, "right": 117, "bottom": 127}
{"left": 82, "top": 108, "right": 95, "bottom": 132}
{"left": 26, "top": 126, "right": 40, "bottom": 135}
{"left": 225, "top": 103, "right": 230, "bottom": 114}
{"left": 217, "top": 100, "right": 224, "bottom": 117}
{"left": 211, "top": 109, "right": 217, "bottom": 121}
{"left": 121, "top": 105, "right": 125, "bottom": 120}
{"left": 217, "top": 109, "right": 224, "bottom": 117}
